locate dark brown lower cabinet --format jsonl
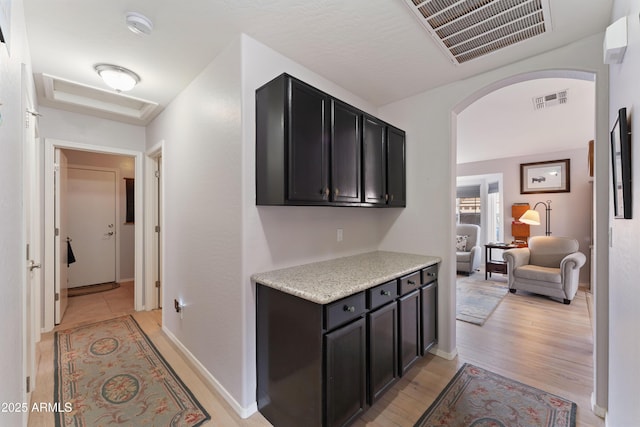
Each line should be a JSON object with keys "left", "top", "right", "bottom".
{"left": 256, "top": 262, "right": 438, "bottom": 427}
{"left": 325, "top": 317, "right": 367, "bottom": 427}
{"left": 367, "top": 301, "right": 398, "bottom": 403}
{"left": 421, "top": 282, "right": 438, "bottom": 354}
{"left": 398, "top": 290, "right": 421, "bottom": 376}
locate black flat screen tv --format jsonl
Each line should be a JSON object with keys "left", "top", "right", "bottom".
{"left": 611, "top": 107, "right": 632, "bottom": 219}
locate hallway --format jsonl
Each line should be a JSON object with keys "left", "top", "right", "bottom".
{"left": 28, "top": 283, "right": 271, "bottom": 427}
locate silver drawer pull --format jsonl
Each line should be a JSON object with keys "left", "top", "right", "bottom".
{"left": 343, "top": 305, "right": 355, "bottom": 313}
{"left": 426, "top": 272, "right": 435, "bottom": 277}
{"left": 381, "top": 290, "right": 391, "bottom": 296}
{"left": 408, "top": 280, "right": 416, "bottom": 286}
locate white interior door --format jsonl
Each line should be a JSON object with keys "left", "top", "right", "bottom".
{"left": 54, "top": 149, "right": 69, "bottom": 324}
{"left": 67, "top": 168, "right": 117, "bottom": 287}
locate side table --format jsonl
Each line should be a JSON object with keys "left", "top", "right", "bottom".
{"left": 485, "top": 243, "right": 519, "bottom": 280}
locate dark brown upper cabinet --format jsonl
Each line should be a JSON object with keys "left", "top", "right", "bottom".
{"left": 362, "top": 116, "right": 407, "bottom": 207}
{"left": 386, "top": 125, "right": 406, "bottom": 207}
{"left": 331, "top": 99, "right": 362, "bottom": 204}
{"left": 362, "top": 115, "right": 387, "bottom": 206}
{"left": 256, "top": 73, "right": 405, "bottom": 207}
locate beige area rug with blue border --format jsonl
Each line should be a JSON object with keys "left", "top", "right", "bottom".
{"left": 457, "top": 274, "right": 508, "bottom": 325}
{"left": 54, "top": 315, "right": 210, "bottom": 426}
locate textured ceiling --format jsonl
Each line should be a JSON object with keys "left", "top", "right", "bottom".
{"left": 23, "top": 0, "right": 612, "bottom": 110}
{"left": 22, "top": 0, "right": 609, "bottom": 160}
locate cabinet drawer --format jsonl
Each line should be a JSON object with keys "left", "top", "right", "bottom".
{"left": 421, "top": 264, "right": 438, "bottom": 285}
{"left": 325, "top": 292, "right": 366, "bottom": 331}
{"left": 367, "top": 280, "right": 398, "bottom": 310}
{"left": 398, "top": 271, "right": 421, "bottom": 296}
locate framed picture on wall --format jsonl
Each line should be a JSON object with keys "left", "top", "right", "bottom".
{"left": 520, "top": 159, "right": 570, "bottom": 194}
{"left": 611, "top": 107, "right": 632, "bottom": 219}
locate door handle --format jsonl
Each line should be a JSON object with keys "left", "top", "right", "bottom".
{"left": 28, "top": 260, "right": 41, "bottom": 271}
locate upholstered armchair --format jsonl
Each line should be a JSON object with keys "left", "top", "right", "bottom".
{"left": 502, "top": 236, "right": 586, "bottom": 304}
{"left": 456, "top": 224, "right": 481, "bottom": 275}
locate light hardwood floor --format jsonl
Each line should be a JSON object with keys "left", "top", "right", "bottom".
{"left": 29, "top": 278, "right": 604, "bottom": 427}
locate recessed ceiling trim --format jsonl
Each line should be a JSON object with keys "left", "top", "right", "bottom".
{"left": 403, "top": 0, "right": 552, "bottom": 64}
{"left": 36, "top": 73, "right": 160, "bottom": 124}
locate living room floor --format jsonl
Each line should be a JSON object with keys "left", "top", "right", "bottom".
{"left": 28, "top": 275, "right": 603, "bottom": 426}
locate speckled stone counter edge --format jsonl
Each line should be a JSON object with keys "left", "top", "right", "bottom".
{"left": 251, "top": 251, "right": 441, "bottom": 305}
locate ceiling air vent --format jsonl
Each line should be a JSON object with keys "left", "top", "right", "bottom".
{"left": 532, "top": 89, "right": 567, "bottom": 110}
{"left": 404, "top": 0, "right": 552, "bottom": 64}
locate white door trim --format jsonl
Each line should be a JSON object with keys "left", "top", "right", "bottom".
{"left": 43, "top": 138, "right": 145, "bottom": 332}
{"left": 22, "top": 63, "right": 40, "bottom": 425}
{"left": 145, "top": 140, "right": 164, "bottom": 311}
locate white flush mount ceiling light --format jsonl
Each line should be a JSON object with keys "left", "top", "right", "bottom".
{"left": 95, "top": 64, "right": 140, "bottom": 92}
{"left": 125, "top": 12, "right": 153, "bottom": 36}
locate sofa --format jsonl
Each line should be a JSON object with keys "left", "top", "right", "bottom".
{"left": 456, "top": 224, "right": 481, "bottom": 275}
{"left": 502, "top": 236, "right": 586, "bottom": 304}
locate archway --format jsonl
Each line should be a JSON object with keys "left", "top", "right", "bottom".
{"left": 451, "top": 69, "right": 607, "bottom": 416}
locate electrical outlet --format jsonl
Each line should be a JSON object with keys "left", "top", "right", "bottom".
{"left": 337, "top": 228, "right": 343, "bottom": 242}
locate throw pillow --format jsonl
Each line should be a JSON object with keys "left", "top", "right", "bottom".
{"left": 456, "top": 235, "right": 469, "bottom": 252}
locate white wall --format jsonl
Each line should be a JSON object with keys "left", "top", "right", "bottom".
{"left": 0, "top": 0, "right": 33, "bottom": 423}
{"left": 145, "top": 36, "right": 247, "bottom": 410}
{"left": 240, "top": 35, "right": 404, "bottom": 408}
{"left": 62, "top": 150, "right": 136, "bottom": 282}
{"left": 377, "top": 33, "right": 610, "bottom": 409}
{"left": 38, "top": 106, "right": 146, "bottom": 152}
{"left": 458, "top": 148, "right": 592, "bottom": 284}
{"left": 606, "top": 1, "right": 640, "bottom": 425}
{"left": 145, "top": 33, "right": 405, "bottom": 413}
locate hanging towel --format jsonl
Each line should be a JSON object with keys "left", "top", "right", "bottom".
{"left": 67, "top": 240, "right": 76, "bottom": 266}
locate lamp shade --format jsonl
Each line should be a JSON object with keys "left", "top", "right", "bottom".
{"left": 95, "top": 64, "right": 140, "bottom": 92}
{"left": 519, "top": 209, "right": 541, "bottom": 225}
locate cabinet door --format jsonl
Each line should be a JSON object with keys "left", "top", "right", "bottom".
{"left": 368, "top": 301, "right": 398, "bottom": 404}
{"left": 325, "top": 317, "right": 367, "bottom": 427}
{"left": 362, "top": 116, "right": 387, "bottom": 205}
{"left": 288, "top": 78, "right": 330, "bottom": 203}
{"left": 398, "top": 290, "right": 421, "bottom": 376}
{"left": 386, "top": 127, "right": 406, "bottom": 207}
{"left": 421, "top": 282, "right": 437, "bottom": 355}
{"left": 331, "top": 100, "right": 361, "bottom": 203}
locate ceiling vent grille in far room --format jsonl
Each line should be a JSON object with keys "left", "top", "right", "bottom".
{"left": 403, "top": 0, "right": 552, "bottom": 64}
{"left": 532, "top": 89, "right": 567, "bottom": 110}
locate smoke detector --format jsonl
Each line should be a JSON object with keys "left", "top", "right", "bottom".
{"left": 126, "top": 12, "right": 153, "bottom": 36}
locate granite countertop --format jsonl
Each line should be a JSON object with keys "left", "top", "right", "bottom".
{"left": 251, "top": 251, "right": 441, "bottom": 304}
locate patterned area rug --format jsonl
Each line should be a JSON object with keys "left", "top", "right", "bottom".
{"left": 457, "top": 277, "right": 508, "bottom": 325}
{"left": 414, "top": 363, "right": 577, "bottom": 427}
{"left": 54, "top": 315, "right": 210, "bottom": 427}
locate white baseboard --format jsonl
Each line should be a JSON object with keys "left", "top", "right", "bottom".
{"left": 161, "top": 325, "right": 257, "bottom": 419}
{"left": 117, "top": 277, "right": 135, "bottom": 283}
{"left": 591, "top": 391, "right": 607, "bottom": 419}
{"left": 430, "top": 345, "right": 458, "bottom": 360}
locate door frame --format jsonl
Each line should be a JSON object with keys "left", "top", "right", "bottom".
{"left": 145, "top": 140, "right": 164, "bottom": 311}
{"left": 43, "top": 138, "right": 144, "bottom": 332}
{"left": 22, "top": 63, "right": 40, "bottom": 420}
